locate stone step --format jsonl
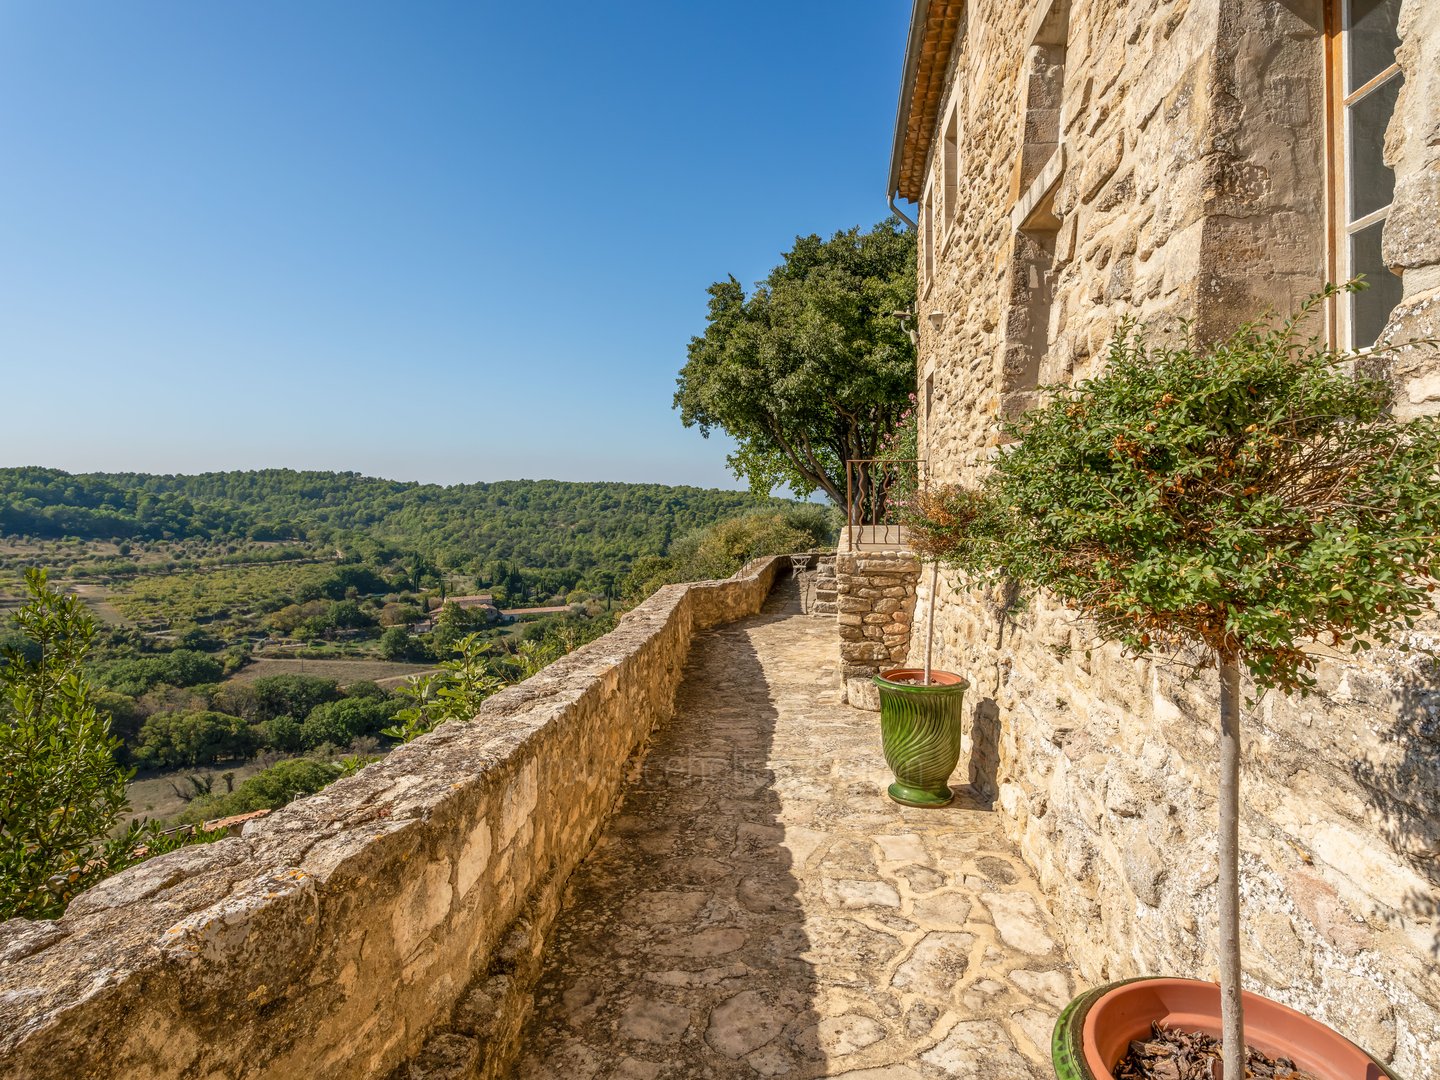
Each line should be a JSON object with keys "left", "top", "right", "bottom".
{"left": 810, "top": 602, "right": 839, "bottom": 615}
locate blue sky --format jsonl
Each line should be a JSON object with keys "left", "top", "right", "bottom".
{"left": 0, "top": 2, "right": 907, "bottom": 489}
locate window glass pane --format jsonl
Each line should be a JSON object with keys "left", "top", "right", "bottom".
{"left": 1347, "top": 72, "right": 1402, "bottom": 221}
{"left": 944, "top": 114, "right": 958, "bottom": 224}
{"left": 1347, "top": 0, "right": 1401, "bottom": 93}
{"left": 923, "top": 198, "right": 934, "bottom": 282}
{"left": 1349, "top": 220, "right": 1402, "bottom": 348}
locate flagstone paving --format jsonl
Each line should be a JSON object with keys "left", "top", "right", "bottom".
{"left": 513, "top": 580, "right": 1075, "bottom": 1079}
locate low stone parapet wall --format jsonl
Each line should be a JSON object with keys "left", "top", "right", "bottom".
{"left": 0, "top": 556, "right": 787, "bottom": 1080}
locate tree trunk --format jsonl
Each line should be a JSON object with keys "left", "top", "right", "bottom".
{"left": 1218, "top": 650, "right": 1244, "bottom": 1079}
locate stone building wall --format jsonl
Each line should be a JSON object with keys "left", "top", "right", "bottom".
{"left": 1384, "top": 0, "right": 1440, "bottom": 421}
{"left": 0, "top": 557, "right": 788, "bottom": 1080}
{"left": 903, "top": 0, "right": 1440, "bottom": 1076}
{"left": 912, "top": 578, "right": 1439, "bottom": 1074}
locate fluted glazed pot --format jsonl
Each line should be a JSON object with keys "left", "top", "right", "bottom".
{"left": 873, "top": 668, "right": 968, "bottom": 807}
{"left": 1052, "top": 978, "right": 1402, "bottom": 1080}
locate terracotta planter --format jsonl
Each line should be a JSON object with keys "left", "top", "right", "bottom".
{"left": 873, "top": 667, "right": 968, "bottom": 807}
{"left": 1052, "top": 978, "right": 1402, "bottom": 1080}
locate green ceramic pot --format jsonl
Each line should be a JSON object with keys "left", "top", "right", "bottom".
{"left": 873, "top": 668, "right": 968, "bottom": 807}
{"left": 1051, "top": 979, "right": 1147, "bottom": 1080}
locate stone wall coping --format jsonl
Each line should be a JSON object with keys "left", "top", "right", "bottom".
{"left": 836, "top": 551, "right": 922, "bottom": 570}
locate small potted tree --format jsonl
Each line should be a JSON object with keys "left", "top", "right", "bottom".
{"left": 907, "top": 285, "right": 1435, "bottom": 1078}
{"left": 868, "top": 399, "right": 972, "bottom": 808}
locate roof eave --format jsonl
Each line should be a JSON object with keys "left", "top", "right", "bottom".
{"left": 887, "top": 0, "right": 933, "bottom": 205}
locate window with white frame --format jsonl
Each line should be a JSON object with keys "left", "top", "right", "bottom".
{"left": 1332, "top": 0, "right": 1404, "bottom": 349}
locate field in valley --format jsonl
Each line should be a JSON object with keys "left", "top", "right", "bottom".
{"left": 229, "top": 656, "right": 437, "bottom": 687}
{"left": 0, "top": 469, "right": 801, "bottom": 831}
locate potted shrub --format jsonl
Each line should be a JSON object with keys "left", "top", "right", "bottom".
{"left": 870, "top": 400, "right": 972, "bottom": 810}
{"left": 906, "top": 285, "right": 1437, "bottom": 1078}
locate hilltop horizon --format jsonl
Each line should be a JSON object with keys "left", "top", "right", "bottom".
{"left": 0, "top": 462, "right": 767, "bottom": 495}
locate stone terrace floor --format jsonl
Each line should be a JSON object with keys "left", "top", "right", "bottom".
{"left": 513, "top": 580, "right": 1075, "bottom": 1079}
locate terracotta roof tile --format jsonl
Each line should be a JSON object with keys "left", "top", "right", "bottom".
{"left": 895, "top": 1, "right": 965, "bottom": 202}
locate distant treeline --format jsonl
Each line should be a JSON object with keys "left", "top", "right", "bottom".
{"left": 0, "top": 467, "right": 788, "bottom": 576}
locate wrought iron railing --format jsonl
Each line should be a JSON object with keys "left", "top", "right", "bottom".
{"left": 844, "top": 458, "right": 927, "bottom": 550}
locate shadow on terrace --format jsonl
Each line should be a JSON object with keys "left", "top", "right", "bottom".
{"left": 512, "top": 577, "right": 1075, "bottom": 1079}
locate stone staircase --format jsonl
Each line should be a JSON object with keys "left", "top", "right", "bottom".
{"left": 810, "top": 553, "right": 838, "bottom": 615}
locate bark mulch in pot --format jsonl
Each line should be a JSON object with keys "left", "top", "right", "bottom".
{"left": 1113, "top": 1022, "right": 1321, "bottom": 1080}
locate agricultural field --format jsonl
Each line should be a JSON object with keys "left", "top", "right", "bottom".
{"left": 107, "top": 560, "right": 336, "bottom": 631}
{"left": 0, "top": 537, "right": 334, "bottom": 630}
{"left": 125, "top": 757, "right": 286, "bottom": 825}
{"left": 1, "top": 469, "right": 832, "bottom": 836}
{"left": 229, "top": 657, "right": 436, "bottom": 687}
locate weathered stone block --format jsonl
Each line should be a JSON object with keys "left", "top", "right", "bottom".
{"left": 845, "top": 677, "right": 881, "bottom": 711}
{"left": 1119, "top": 833, "right": 1167, "bottom": 909}
{"left": 407, "top": 1033, "right": 480, "bottom": 1080}
{"left": 845, "top": 642, "right": 891, "bottom": 663}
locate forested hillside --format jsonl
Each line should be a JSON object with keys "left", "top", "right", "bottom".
{"left": 0, "top": 468, "right": 781, "bottom": 576}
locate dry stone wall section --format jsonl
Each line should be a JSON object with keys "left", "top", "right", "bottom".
{"left": 836, "top": 548, "right": 921, "bottom": 711}
{"left": 0, "top": 557, "right": 787, "bottom": 1080}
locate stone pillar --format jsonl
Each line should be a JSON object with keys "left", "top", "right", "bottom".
{"left": 835, "top": 549, "right": 920, "bottom": 710}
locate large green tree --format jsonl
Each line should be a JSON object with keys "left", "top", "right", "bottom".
{"left": 675, "top": 219, "right": 916, "bottom": 502}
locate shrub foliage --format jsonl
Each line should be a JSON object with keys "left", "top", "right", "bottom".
{"left": 908, "top": 286, "right": 1440, "bottom": 693}
{"left": 0, "top": 570, "right": 133, "bottom": 918}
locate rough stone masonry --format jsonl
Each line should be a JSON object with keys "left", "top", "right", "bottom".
{"left": 836, "top": 545, "right": 921, "bottom": 712}
{"left": 889, "top": 0, "right": 1440, "bottom": 1076}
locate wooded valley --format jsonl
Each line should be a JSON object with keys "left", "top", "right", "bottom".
{"left": 0, "top": 468, "right": 834, "bottom": 855}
